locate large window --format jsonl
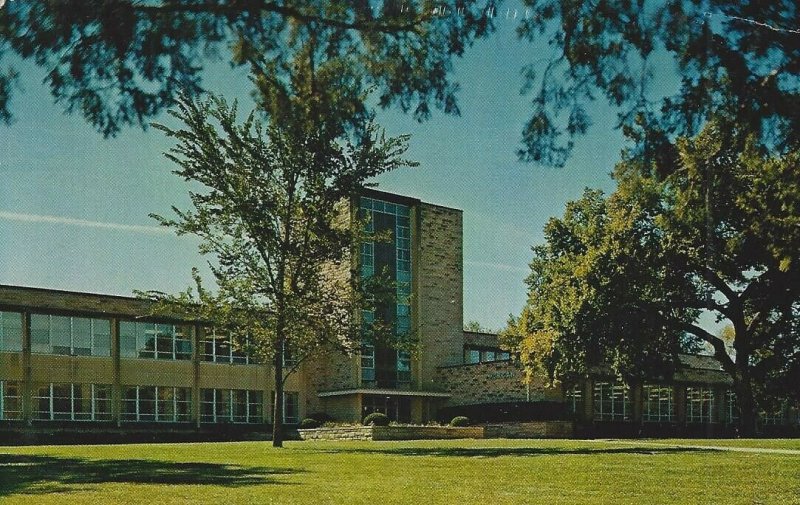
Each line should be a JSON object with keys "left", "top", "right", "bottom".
{"left": 269, "top": 391, "right": 299, "bottom": 424}
{"left": 361, "top": 344, "right": 376, "bottom": 383}
{"left": 0, "top": 381, "right": 22, "bottom": 420}
{"left": 396, "top": 350, "right": 411, "bottom": 384}
{"left": 643, "top": 385, "right": 674, "bottom": 422}
{"left": 200, "top": 329, "right": 252, "bottom": 364}
{"left": 119, "top": 321, "right": 192, "bottom": 360}
{"left": 565, "top": 385, "right": 582, "bottom": 415}
{"left": 121, "top": 386, "right": 191, "bottom": 422}
{"left": 200, "top": 389, "right": 263, "bottom": 424}
{"left": 593, "top": 381, "right": 631, "bottom": 421}
{"left": 30, "top": 314, "right": 111, "bottom": 356}
{"left": 0, "top": 311, "right": 23, "bottom": 352}
{"left": 32, "top": 383, "right": 112, "bottom": 421}
{"left": 724, "top": 390, "right": 738, "bottom": 425}
{"left": 686, "top": 387, "right": 715, "bottom": 423}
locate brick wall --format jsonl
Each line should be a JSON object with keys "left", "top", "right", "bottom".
{"left": 416, "top": 203, "right": 464, "bottom": 391}
{"left": 484, "top": 421, "right": 574, "bottom": 438}
{"left": 435, "top": 361, "right": 562, "bottom": 407}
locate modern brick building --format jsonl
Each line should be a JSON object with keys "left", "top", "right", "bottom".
{"left": 0, "top": 189, "right": 795, "bottom": 438}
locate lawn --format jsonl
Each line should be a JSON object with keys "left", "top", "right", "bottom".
{"left": 1, "top": 439, "right": 798, "bottom": 504}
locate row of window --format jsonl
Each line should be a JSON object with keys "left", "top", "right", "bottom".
{"left": 463, "top": 346, "right": 511, "bottom": 364}
{"left": 567, "top": 383, "right": 733, "bottom": 423}
{"left": 33, "top": 383, "right": 112, "bottom": 421}
{"left": 1, "top": 311, "right": 263, "bottom": 365}
{"left": 0, "top": 381, "right": 299, "bottom": 424}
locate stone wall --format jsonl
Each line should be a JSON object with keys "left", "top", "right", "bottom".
{"left": 485, "top": 421, "right": 574, "bottom": 439}
{"left": 435, "top": 360, "right": 562, "bottom": 407}
{"left": 372, "top": 426, "right": 483, "bottom": 440}
{"left": 416, "top": 203, "right": 464, "bottom": 391}
{"left": 297, "top": 425, "right": 483, "bottom": 441}
{"left": 297, "top": 426, "right": 375, "bottom": 441}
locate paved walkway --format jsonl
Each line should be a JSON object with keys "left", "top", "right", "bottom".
{"left": 589, "top": 439, "right": 800, "bottom": 456}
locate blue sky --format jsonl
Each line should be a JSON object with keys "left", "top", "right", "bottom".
{"left": 0, "top": 18, "right": 640, "bottom": 330}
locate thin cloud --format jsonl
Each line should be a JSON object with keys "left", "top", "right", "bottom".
{"left": 0, "top": 211, "right": 170, "bottom": 235}
{"left": 465, "top": 260, "right": 529, "bottom": 274}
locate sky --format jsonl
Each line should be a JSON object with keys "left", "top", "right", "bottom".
{"left": 0, "top": 14, "right": 647, "bottom": 331}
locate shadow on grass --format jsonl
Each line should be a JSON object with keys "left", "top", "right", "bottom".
{"left": 309, "top": 446, "right": 720, "bottom": 458}
{"left": 0, "top": 454, "right": 301, "bottom": 497}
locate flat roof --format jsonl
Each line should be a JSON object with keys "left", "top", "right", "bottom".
{"left": 318, "top": 388, "right": 451, "bottom": 398}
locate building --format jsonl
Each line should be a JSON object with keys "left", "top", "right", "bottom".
{"left": 0, "top": 189, "right": 465, "bottom": 435}
{"left": 0, "top": 189, "right": 795, "bottom": 438}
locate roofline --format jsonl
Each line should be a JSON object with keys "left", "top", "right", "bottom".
{"left": 318, "top": 388, "right": 451, "bottom": 398}
{"left": 360, "top": 187, "right": 462, "bottom": 212}
{"left": 0, "top": 283, "right": 142, "bottom": 302}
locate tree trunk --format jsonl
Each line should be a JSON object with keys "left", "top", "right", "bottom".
{"left": 734, "top": 364, "right": 757, "bottom": 437}
{"left": 272, "top": 335, "right": 285, "bottom": 448}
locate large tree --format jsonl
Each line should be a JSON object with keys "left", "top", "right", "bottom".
{"left": 146, "top": 93, "right": 416, "bottom": 446}
{"left": 0, "top": 0, "right": 495, "bottom": 137}
{"left": 507, "top": 119, "right": 800, "bottom": 434}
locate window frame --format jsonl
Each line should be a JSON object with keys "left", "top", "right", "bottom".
{"left": 29, "top": 314, "right": 112, "bottom": 357}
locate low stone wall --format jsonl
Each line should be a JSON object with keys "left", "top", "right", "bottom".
{"left": 298, "top": 422, "right": 573, "bottom": 441}
{"left": 372, "top": 426, "right": 484, "bottom": 440}
{"left": 485, "top": 421, "right": 574, "bottom": 439}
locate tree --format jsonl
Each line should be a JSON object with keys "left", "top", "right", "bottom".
{"left": 0, "top": 1, "right": 495, "bottom": 137}
{"left": 146, "top": 93, "right": 416, "bottom": 446}
{"left": 508, "top": 119, "right": 800, "bottom": 434}
{"left": 464, "top": 320, "right": 492, "bottom": 333}
{"left": 515, "top": 1, "right": 800, "bottom": 167}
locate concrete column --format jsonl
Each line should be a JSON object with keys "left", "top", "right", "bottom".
{"left": 22, "top": 311, "right": 32, "bottom": 426}
{"left": 111, "top": 318, "right": 121, "bottom": 427}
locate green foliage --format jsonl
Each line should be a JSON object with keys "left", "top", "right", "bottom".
{"left": 512, "top": 119, "right": 800, "bottom": 433}
{"left": 0, "top": 1, "right": 495, "bottom": 137}
{"left": 362, "top": 412, "right": 389, "bottom": 426}
{"left": 448, "top": 416, "right": 470, "bottom": 427}
{"left": 299, "top": 418, "right": 323, "bottom": 429}
{"left": 516, "top": 1, "right": 800, "bottom": 167}
{"left": 464, "top": 321, "right": 491, "bottom": 333}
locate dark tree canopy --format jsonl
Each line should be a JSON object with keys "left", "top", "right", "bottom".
{"left": 517, "top": 0, "right": 800, "bottom": 166}
{"left": 0, "top": 1, "right": 495, "bottom": 137}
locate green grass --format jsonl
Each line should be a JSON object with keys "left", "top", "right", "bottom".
{"left": 642, "top": 438, "right": 800, "bottom": 451}
{"left": 1, "top": 439, "right": 799, "bottom": 504}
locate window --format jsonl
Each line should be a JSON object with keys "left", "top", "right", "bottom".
{"left": 565, "top": 386, "right": 582, "bottom": 414}
{"left": 283, "top": 392, "right": 299, "bottom": 424}
{"left": 361, "top": 344, "right": 375, "bottom": 383}
{"left": 31, "top": 383, "right": 112, "bottom": 421}
{"left": 463, "top": 346, "right": 510, "bottom": 364}
{"left": 201, "top": 329, "right": 252, "bottom": 364}
{"left": 0, "top": 381, "right": 22, "bottom": 420}
{"left": 121, "top": 386, "right": 191, "bottom": 422}
{"left": 201, "top": 389, "right": 263, "bottom": 424}
{"left": 593, "top": 381, "right": 631, "bottom": 421}
{"left": 119, "top": 321, "right": 193, "bottom": 360}
{"left": 686, "top": 387, "right": 714, "bottom": 423}
{"left": 724, "top": 390, "right": 738, "bottom": 424}
{"left": 0, "top": 311, "right": 23, "bottom": 352}
{"left": 643, "top": 385, "right": 674, "bottom": 422}
{"left": 396, "top": 350, "right": 411, "bottom": 384}
{"left": 29, "top": 314, "right": 111, "bottom": 356}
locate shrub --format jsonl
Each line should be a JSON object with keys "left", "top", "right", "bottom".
{"left": 362, "top": 412, "right": 390, "bottom": 426}
{"left": 299, "top": 418, "right": 322, "bottom": 429}
{"left": 449, "top": 416, "right": 470, "bottom": 427}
